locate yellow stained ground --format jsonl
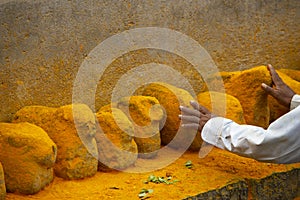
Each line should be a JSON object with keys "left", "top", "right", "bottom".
{"left": 5, "top": 147, "right": 300, "bottom": 200}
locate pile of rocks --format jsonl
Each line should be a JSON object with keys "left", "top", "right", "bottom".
{"left": 0, "top": 65, "right": 299, "bottom": 196}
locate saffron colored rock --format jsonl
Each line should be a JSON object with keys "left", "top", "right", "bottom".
{"left": 117, "top": 96, "right": 165, "bottom": 159}
{"left": 208, "top": 66, "right": 272, "bottom": 128}
{"left": 278, "top": 68, "right": 300, "bottom": 82}
{"left": 13, "top": 104, "right": 98, "bottom": 180}
{"left": 197, "top": 91, "right": 246, "bottom": 124}
{"left": 268, "top": 71, "right": 300, "bottom": 122}
{"left": 138, "top": 82, "right": 202, "bottom": 151}
{"left": 0, "top": 122, "right": 57, "bottom": 194}
{"left": 96, "top": 107, "right": 138, "bottom": 171}
{"left": 0, "top": 163, "right": 6, "bottom": 200}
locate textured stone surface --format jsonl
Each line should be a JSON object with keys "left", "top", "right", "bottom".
{"left": 0, "top": 122, "right": 56, "bottom": 194}
{"left": 209, "top": 66, "right": 272, "bottom": 128}
{"left": 13, "top": 104, "right": 99, "bottom": 180}
{"left": 248, "top": 169, "right": 300, "bottom": 200}
{"left": 278, "top": 69, "right": 300, "bottom": 82}
{"left": 183, "top": 181, "right": 248, "bottom": 200}
{"left": 0, "top": 0, "right": 299, "bottom": 122}
{"left": 197, "top": 91, "right": 246, "bottom": 124}
{"left": 268, "top": 70, "right": 300, "bottom": 122}
{"left": 117, "top": 96, "right": 164, "bottom": 159}
{"left": 96, "top": 107, "right": 138, "bottom": 171}
{"left": 0, "top": 163, "right": 6, "bottom": 200}
{"left": 139, "top": 82, "right": 202, "bottom": 151}
{"left": 13, "top": 106, "right": 57, "bottom": 133}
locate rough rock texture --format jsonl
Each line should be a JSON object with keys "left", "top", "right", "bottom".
{"left": 183, "top": 181, "right": 248, "bottom": 200}
{"left": 0, "top": 122, "right": 57, "bottom": 194}
{"left": 197, "top": 91, "right": 246, "bottom": 124}
{"left": 208, "top": 66, "right": 272, "bottom": 128}
{"left": 0, "top": 163, "right": 6, "bottom": 200}
{"left": 96, "top": 107, "right": 138, "bottom": 171}
{"left": 13, "top": 104, "right": 98, "bottom": 180}
{"left": 117, "top": 96, "right": 165, "bottom": 159}
{"left": 268, "top": 71, "right": 300, "bottom": 122}
{"left": 12, "top": 106, "right": 57, "bottom": 133}
{"left": 248, "top": 169, "right": 300, "bottom": 200}
{"left": 138, "top": 82, "right": 201, "bottom": 151}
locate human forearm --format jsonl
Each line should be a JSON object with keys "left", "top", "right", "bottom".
{"left": 202, "top": 106, "right": 300, "bottom": 163}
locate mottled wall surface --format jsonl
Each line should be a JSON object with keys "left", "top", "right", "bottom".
{"left": 0, "top": 0, "right": 299, "bottom": 122}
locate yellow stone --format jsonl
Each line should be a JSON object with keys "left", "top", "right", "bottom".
{"left": 138, "top": 82, "right": 201, "bottom": 151}
{"left": 208, "top": 66, "right": 272, "bottom": 128}
{"left": 117, "top": 96, "right": 165, "bottom": 158}
{"left": 0, "top": 163, "right": 6, "bottom": 199}
{"left": 96, "top": 107, "right": 138, "bottom": 171}
{"left": 0, "top": 122, "right": 56, "bottom": 194}
{"left": 13, "top": 104, "right": 98, "bottom": 180}
{"left": 197, "top": 91, "right": 246, "bottom": 124}
{"left": 278, "top": 68, "right": 300, "bottom": 82}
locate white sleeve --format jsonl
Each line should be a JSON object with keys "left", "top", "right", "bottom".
{"left": 290, "top": 94, "right": 300, "bottom": 110}
{"left": 201, "top": 106, "right": 300, "bottom": 164}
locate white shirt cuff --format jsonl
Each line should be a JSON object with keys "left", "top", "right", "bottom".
{"left": 201, "top": 117, "right": 232, "bottom": 149}
{"left": 290, "top": 94, "right": 300, "bottom": 110}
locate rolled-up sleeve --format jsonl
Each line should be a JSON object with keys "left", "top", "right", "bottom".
{"left": 201, "top": 106, "right": 300, "bottom": 164}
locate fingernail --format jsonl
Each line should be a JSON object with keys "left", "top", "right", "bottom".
{"left": 178, "top": 114, "right": 182, "bottom": 118}
{"left": 261, "top": 83, "right": 267, "bottom": 88}
{"left": 179, "top": 106, "right": 183, "bottom": 110}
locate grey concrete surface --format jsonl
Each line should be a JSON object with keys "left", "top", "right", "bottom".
{"left": 0, "top": 0, "right": 299, "bottom": 122}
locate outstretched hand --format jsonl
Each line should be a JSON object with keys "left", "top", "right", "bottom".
{"left": 261, "top": 64, "right": 295, "bottom": 108}
{"left": 179, "top": 100, "right": 215, "bottom": 132}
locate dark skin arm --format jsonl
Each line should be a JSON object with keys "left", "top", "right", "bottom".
{"left": 180, "top": 64, "right": 296, "bottom": 132}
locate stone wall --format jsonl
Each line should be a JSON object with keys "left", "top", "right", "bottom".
{"left": 0, "top": 0, "right": 299, "bottom": 122}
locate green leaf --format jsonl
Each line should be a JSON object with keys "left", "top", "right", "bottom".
{"left": 138, "top": 192, "right": 147, "bottom": 198}
{"left": 185, "top": 160, "right": 193, "bottom": 168}
{"left": 138, "top": 188, "right": 154, "bottom": 199}
{"left": 147, "top": 189, "right": 154, "bottom": 194}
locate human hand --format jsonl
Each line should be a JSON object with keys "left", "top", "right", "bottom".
{"left": 179, "top": 100, "right": 215, "bottom": 132}
{"left": 261, "top": 64, "right": 296, "bottom": 108}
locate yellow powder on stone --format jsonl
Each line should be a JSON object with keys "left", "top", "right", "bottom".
{"left": 197, "top": 91, "right": 246, "bottom": 124}
{"left": 207, "top": 66, "right": 272, "bottom": 128}
{"left": 0, "top": 122, "right": 56, "bottom": 195}
{"left": 117, "top": 96, "right": 164, "bottom": 126}
{"left": 268, "top": 70, "right": 300, "bottom": 122}
{"left": 0, "top": 162, "right": 5, "bottom": 199}
{"left": 117, "top": 96, "right": 164, "bottom": 158}
{"left": 96, "top": 107, "right": 138, "bottom": 171}
{"left": 137, "top": 82, "right": 202, "bottom": 151}
{"left": 278, "top": 68, "right": 300, "bottom": 82}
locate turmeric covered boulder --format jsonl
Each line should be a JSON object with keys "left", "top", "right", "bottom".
{"left": 117, "top": 96, "right": 165, "bottom": 159}
{"left": 197, "top": 91, "right": 246, "bottom": 124}
{"left": 0, "top": 163, "right": 6, "bottom": 199}
{"left": 13, "top": 104, "right": 98, "bottom": 180}
{"left": 278, "top": 68, "right": 300, "bottom": 82}
{"left": 0, "top": 122, "right": 57, "bottom": 194}
{"left": 12, "top": 106, "right": 56, "bottom": 133}
{"left": 209, "top": 66, "right": 272, "bottom": 128}
{"left": 96, "top": 107, "right": 138, "bottom": 171}
{"left": 268, "top": 71, "right": 300, "bottom": 122}
{"left": 138, "top": 82, "right": 201, "bottom": 151}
